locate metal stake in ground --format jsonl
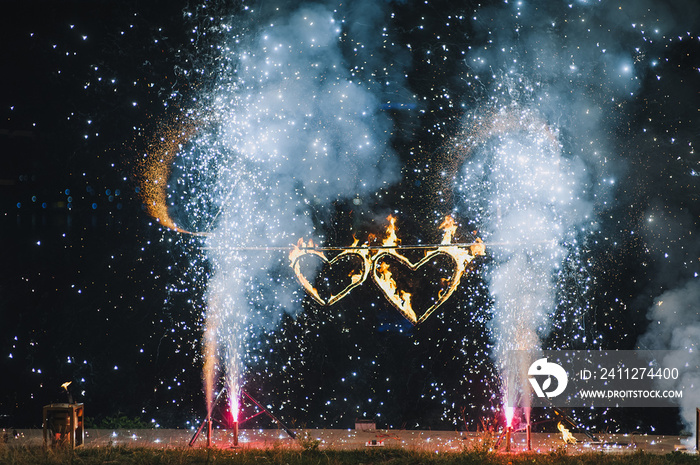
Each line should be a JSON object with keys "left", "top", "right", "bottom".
{"left": 188, "top": 387, "right": 227, "bottom": 447}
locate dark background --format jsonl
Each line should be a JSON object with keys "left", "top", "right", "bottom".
{"left": 1, "top": 0, "right": 698, "bottom": 433}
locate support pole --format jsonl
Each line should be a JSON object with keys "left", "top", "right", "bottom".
{"left": 695, "top": 408, "right": 700, "bottom": 454}
{"left": 505, "top": 426, "right": 512, "bottom": 452}
{"left": 494, "top": 430, "right": 506, "bottom": 449}
{"left": 527, "top": 424, "right": 532, "bottom": 451}
{"left": 207, "top": 416, "right": 212, "bottom": 447}
{"left": 189, "top": 418, "right": 207, "bottom": 447}
{"left": 243, "top": 391, "right": 296, "bottom": 439}
{"left": 189, "top": 387, "right": 227, "bottom": 447}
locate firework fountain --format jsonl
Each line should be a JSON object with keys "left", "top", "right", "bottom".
{"left": 449, "top": 0, "right": 697, "bottom": 443}
{"left": 452, "top": 107, "right": 592, "bottom": 440}
{"left": 184, "top": 1, "right": 404, "bottom": 439}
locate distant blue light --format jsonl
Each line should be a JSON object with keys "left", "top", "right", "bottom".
{"left": 92, "top": 203, "right": 98, "bottom": 210}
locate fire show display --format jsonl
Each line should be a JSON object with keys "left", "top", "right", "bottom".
{"left": 2, "top": 0, "right": 698, "bottom": 450}
{"left": 288, "top": 215, "right": 485, "bottom": 324}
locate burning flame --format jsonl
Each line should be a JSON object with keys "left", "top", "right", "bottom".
{"left": 369, "top": 214, "right": 485, "bottom": 324}
{"left": 288, "top": 237, "right": 370, "bottom": 306}
{"left": 345, "top": 236, "right": 367, "bottom": 287}
{"left": 557, "top": 422, "right": 577, "bottom": 444}
{"left": 289, "top": 215, "right": 485, "bottom": 324}
{"left": 375, "top": 252, "right": 416, "bottom": 323}
{"left": 289, "top": 238, "right": 326, "bottom": 305}
{"left": 372, "top": 214, "right": 484, "bottom": 324}
{"left": 470, "top": 237, "right": 486, "bottom": 256}
{"left": 382, "top": 215, "right": 400, "bottom": 247}
{"left": 439, "top": 215, "right": 458, "bottom": 244}
{"left": 371, "top": 215, "right": 417, "bottom": 322}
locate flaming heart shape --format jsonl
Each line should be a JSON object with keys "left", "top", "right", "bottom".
{"left": 371, "top": 250, "right": 457, "bottom": 324}
{"left": 290, "top": 216, "right": 485, "bottom": 324}
{"left": 371, "top": 216, "right": 484, "bottom": 324}
{"left": 289, "top": 237, "right": 371, "bottom": 306}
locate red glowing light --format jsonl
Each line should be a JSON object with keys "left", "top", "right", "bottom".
{"left": 229, "top": 395, "right": 239, "bottom": 425}
{"left": 504, "top": 405, "right": 515, "bottom": 428}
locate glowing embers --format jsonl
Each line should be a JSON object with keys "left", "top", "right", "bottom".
{"left": 136, "top": 117, "right": 209, "bottom": 236}
{"left": 289, "top": 215, "right": 485, "bottom": 324}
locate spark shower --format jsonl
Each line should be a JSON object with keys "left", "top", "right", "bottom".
{"left": 136, "top": 0, "right": 699, "bottom": 434}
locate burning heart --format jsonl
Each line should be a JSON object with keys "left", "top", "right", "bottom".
{"left": 289, "top": 238, "right": 371, "bottom": 306}
{"left": 372, "top": 249, "right": 464, "bottom": 325}
{"left": 289, "top": 216, "right": 485, "bottom": 324}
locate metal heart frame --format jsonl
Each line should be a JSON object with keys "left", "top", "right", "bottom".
{"left": 289, "top": 215, "right": 484, "bottom": 325}
{"left": 371, "top": 247, "right": 473, "bottom": 325}
{"left": 290, "top": 242, "right": 480, "bottom": 325}
{"left": 289, "top": 245, "right": 371, "bottom": 307}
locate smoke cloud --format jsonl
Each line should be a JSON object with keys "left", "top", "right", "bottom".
{"left": 637, "top": 201, "right": 700, "bottom": 440}
{"left": 196, "top": 0, "right": 407, "bottom": 405}
{"left": 639, "top": 280, "right": 700, "bottom": 442}
{"left": 454, "top": 108, "right": 593, "bottom": 408}
{"left": 452, "top": 0, "right": 699, "bottom": 416}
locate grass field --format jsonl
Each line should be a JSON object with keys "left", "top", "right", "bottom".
{"left": 0, "top": 446, "right": 698, "bottom": 465}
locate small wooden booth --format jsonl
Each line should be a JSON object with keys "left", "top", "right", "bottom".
{"left": 42, "top": 403, "right": 84, "bottom": 448}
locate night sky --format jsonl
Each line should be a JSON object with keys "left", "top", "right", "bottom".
{"left": 1, "top": 0, "right": 698, "bottom": 435}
